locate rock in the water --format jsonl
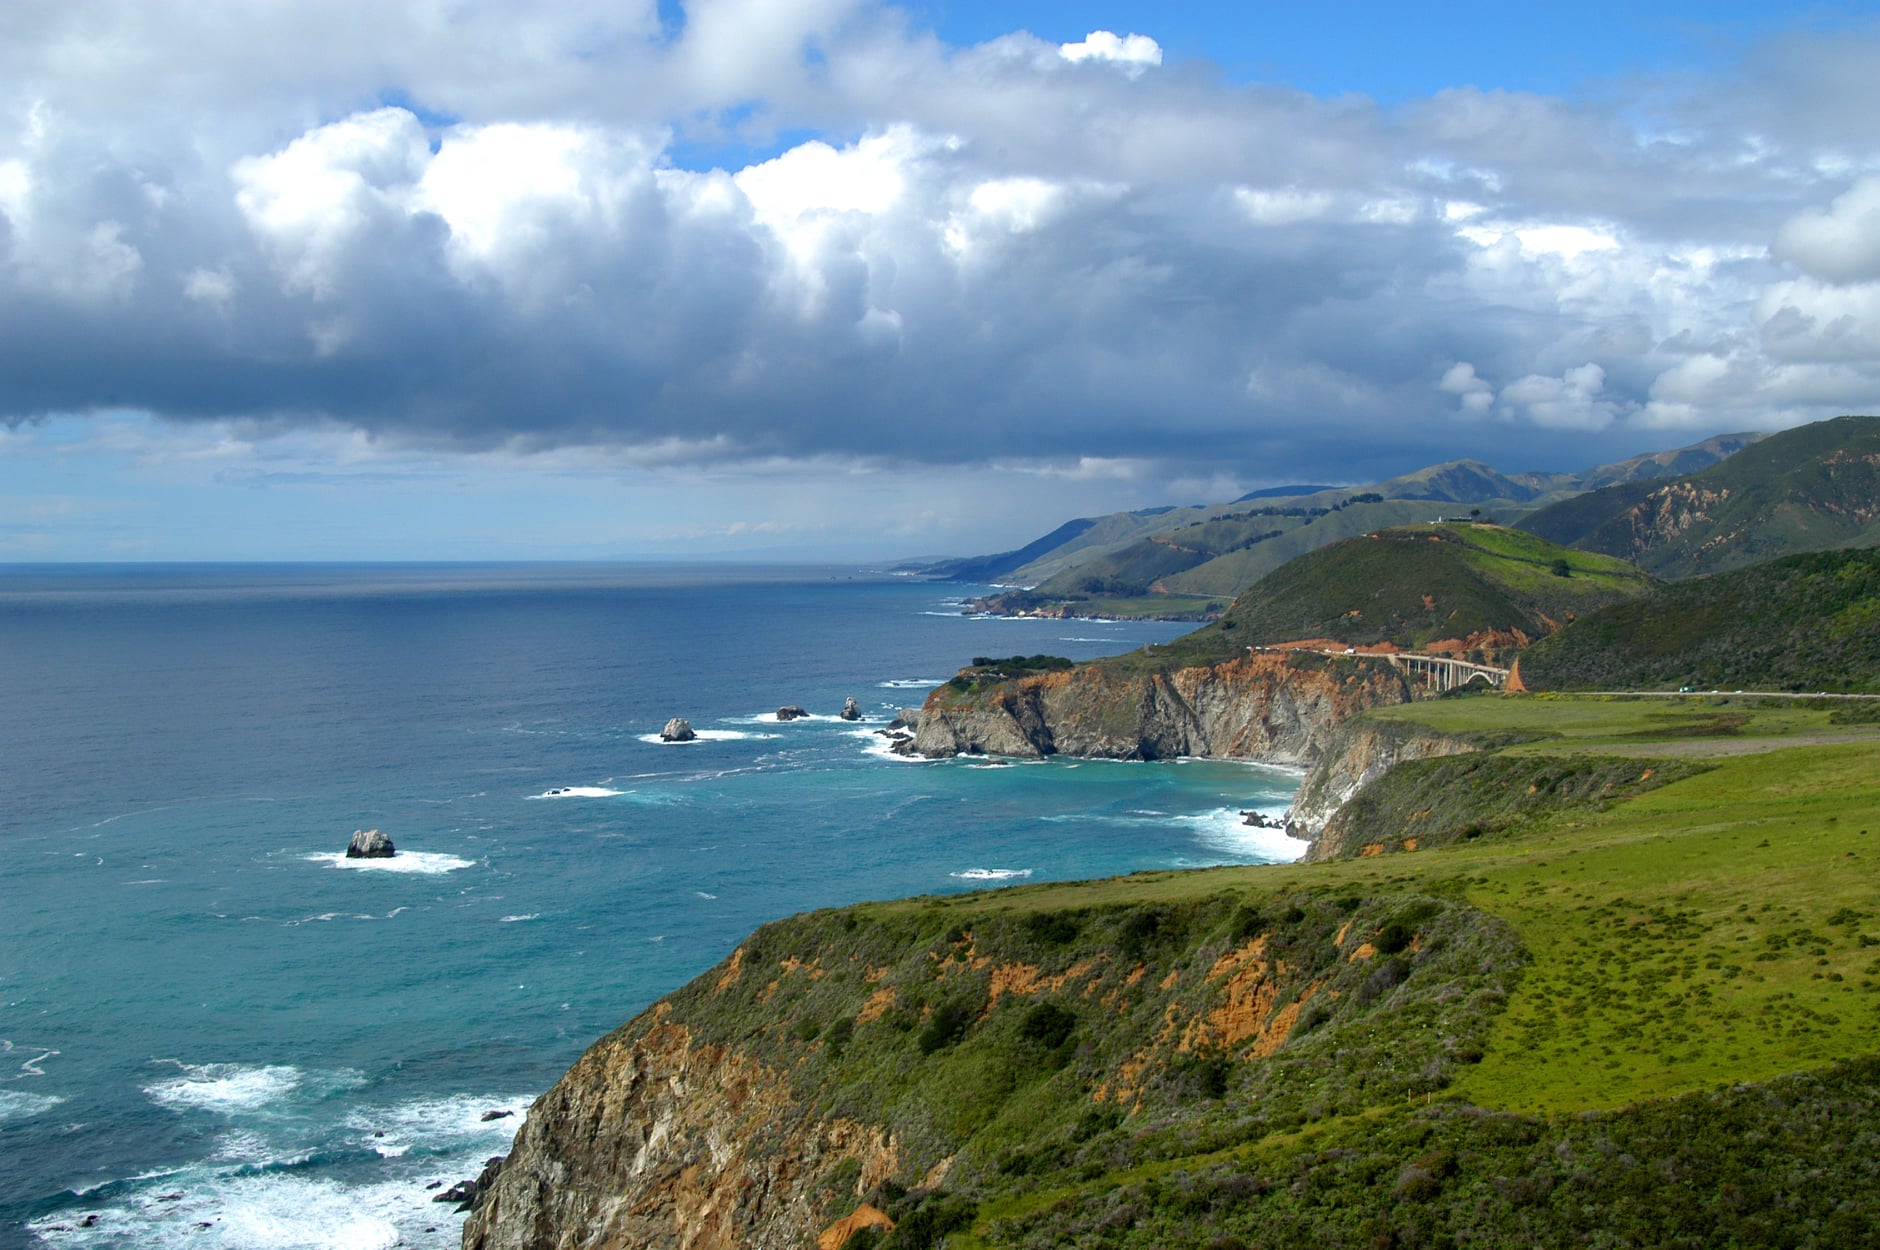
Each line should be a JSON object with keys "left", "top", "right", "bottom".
{"left": 346, "top": 828, "right": 395, "bottom": 858}
{"left": 839, "top": 697, "right": 862, "bottom": 721}
{"left": 480, "top": 1109, "right": 514, "bottom": 1122}
{"left": 889, "top": 707, "right": 922, "bottom": 731}
{"left": 436, "top": 1156, "right": 507, "bottom": 1212}
{"left": 660, "top": 718, "right": 696, "bottom": 742}
{"left": 776, "top": 706, "right": 809, "bottom": 721}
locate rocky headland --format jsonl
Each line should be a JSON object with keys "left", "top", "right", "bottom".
{"left": 911, "top": 649, "right": 1416, "bottom": 765}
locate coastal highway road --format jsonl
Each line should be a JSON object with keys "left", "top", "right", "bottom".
{"left": 1582, "top": 690, "right": 1880, "bottom": 699}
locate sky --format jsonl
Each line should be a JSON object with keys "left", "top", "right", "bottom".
{"left": 4, "top": 1, "right": 1880, "bottom": 561}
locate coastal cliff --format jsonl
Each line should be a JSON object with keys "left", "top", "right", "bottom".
{"left": 911, "top": 650, "right": 1416, "bottom": 763}
{"left": 465, "top": 1003, "right": 900, "bottom": 1250}
{"left": 463, "top": 884, "right": 1523, "bottom": 1250}
{"left": 1283, "top": 718, "right": 1477, "bottom": 858}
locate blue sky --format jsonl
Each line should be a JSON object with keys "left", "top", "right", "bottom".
{"left": 917, "top": 1, "right": 1852, "bottom": 99}
{"left": 3, "top": 0, "right": 1880, "bottom": 561}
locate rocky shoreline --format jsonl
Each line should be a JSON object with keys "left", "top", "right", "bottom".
{"left": 910, "top": 649, "right": 1416, "bottom": 765}
{"left": 458, "top": 653, "right": 1462, "bottom": 1249}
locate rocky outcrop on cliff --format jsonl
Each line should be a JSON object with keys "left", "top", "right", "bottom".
{"left": 1285, "top": 720, "right": 1477, "bottom": 860}
{"left": 465, "top": 1003, "right": 900, "bottom": 1250}
{"left": 911, "top": 651, "right": 1415, "bottom": 765}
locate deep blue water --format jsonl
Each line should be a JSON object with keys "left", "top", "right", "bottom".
{"left": 0, "top": 564, "right": 1304, "bottom": 1249}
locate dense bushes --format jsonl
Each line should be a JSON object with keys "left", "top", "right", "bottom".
{"left": 1520, "top": 547, "right": 1880, "bottom": 693}
{"left": 993, "top": 1057, "right": 1880, "bottom": 1249}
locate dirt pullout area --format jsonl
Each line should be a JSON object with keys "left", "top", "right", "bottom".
{"left": 1559, "top": 731, "right": 1880, "bottom": 759}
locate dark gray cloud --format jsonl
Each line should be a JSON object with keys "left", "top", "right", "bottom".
{"left": 2, "top": 0, "right": 1879, "bottom": 494}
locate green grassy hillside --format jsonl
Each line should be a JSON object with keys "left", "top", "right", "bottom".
{"left": 1122, "top": 524, "right": 1654, "bottom": 675}
{"left": 572, "top": 695, "right": 1880, "bottom": 1248}
{"left": 1520, "top": 414, "right": 1880, "bottom": 578}
{"left": 1517, "top": 546, "right": 1880, "bottom": 693}
{"left": 1155, "top": 500, "right": 1469, "bottom": 598}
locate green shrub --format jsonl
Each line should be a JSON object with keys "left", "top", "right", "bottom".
{"left": 1024, "top": 911, "right": 1082, "bottom": 946}
{"left": 917, "top": 1002, "right": 974, "bottom": 1055}
{"left": 1018, "top": 1002, "right": 1077, "bottom": 1050}
{"left": 1375, "top": 921, "right": 1414, "bottom": 956}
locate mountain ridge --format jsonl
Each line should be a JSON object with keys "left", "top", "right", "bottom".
{"left": 1518, "top": 415, "right": 1880, "bottom": 578}
{"left": 921, "top": 431, "right": 1760, "bottom": 619}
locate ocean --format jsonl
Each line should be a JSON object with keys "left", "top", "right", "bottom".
{"left": 0, "top": 564, "right": 1305, "bottom": 1249}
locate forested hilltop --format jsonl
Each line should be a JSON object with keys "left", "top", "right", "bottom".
{"left": 1517, "top": 546, "right": 1880, "bottom": 694}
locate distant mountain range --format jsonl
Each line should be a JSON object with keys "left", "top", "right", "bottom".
{"left": 1517, "top": 415, "right": 1880, "bottom": 579}
{"left": 911, "top": 432, "right": 1763, "bottom": 618}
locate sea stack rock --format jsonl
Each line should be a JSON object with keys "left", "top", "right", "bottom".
{"left": 660, "top": 718, "right": 697, "bottom": 742}
{"left": 346, "top": 828, "right": 395, "bottom": 859}
{"left": 776, "top": 706, "right": 809, "bottom": 721}
{"left": 839, "top": 697, "right": 862, "bottom": 721}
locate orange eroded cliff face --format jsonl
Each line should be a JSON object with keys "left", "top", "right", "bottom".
{"left": 462, "top": 883, "right": 1521, "bottom": 1250}
{"left": 912, "top": 651, "right": 1415, "bottom": 763}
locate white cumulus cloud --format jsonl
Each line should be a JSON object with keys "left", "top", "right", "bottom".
{"left": 1439, "top": 362, "right": 1495, "bottom": 416}
{"left": 1772, "top": 176, "right": 1880, "bottom": 284}
{"left": 1500, "top": 363, "right": 1620, "bottom": 430}
{"left": 1058, "top": 30, "right": 1162, "bottom": 74}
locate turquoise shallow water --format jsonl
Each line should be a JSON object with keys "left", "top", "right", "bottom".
{"left": 0, "top": 565, "right": 1303, "bottom": 1249}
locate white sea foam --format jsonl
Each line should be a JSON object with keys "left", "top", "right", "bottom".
{"left": 286, "top": 906, "right": 406, "bottom": 925}
{"left": 876, "top": 678, "right": 945, "bottom": 689}
{"left": 528, "top": 786, "right": 626, "bottom": 799}
{"left": 728, "top": 711, "right": 846, "bottom": 724}
{"left": 694, "top": 891, "right": 717, "bottom": 900}
{"left": 849, "top": 727, "right": 930, "bottom": 764}
{"left": 346, "top": 1091, "right": 532, "bottom": 1158}
{"left": 1173, "top": 755, "right": 1309, "bottom": 779}
{"left": 34, "top": 1170, "right": 446, "bottom": 1250}
{"left": 0, "top": 1087, "right": 64, "bottom": 1121}
{"left": 497, "top": 914, "right": 539, "bottom": 923}
{"left": 950, "top": 868, "right": 1033, "bottom": 881}
{"left": 3, "top": 1039, "right": 60, "bottom": 1077}
{"left": 143, "top": 1064, "right": 356, "bottom": 1115}
{"left": 37, "top": 1084, "right": 540, "bottom": 1248}
{"left": 1178, "top": 807, "right": 1310, "bottom": 864}
{"left": 304, "top": 851, "right": 475, "bottom": 875}
{"left": 635, "top": 729, "right": 776, "bottom": 745}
